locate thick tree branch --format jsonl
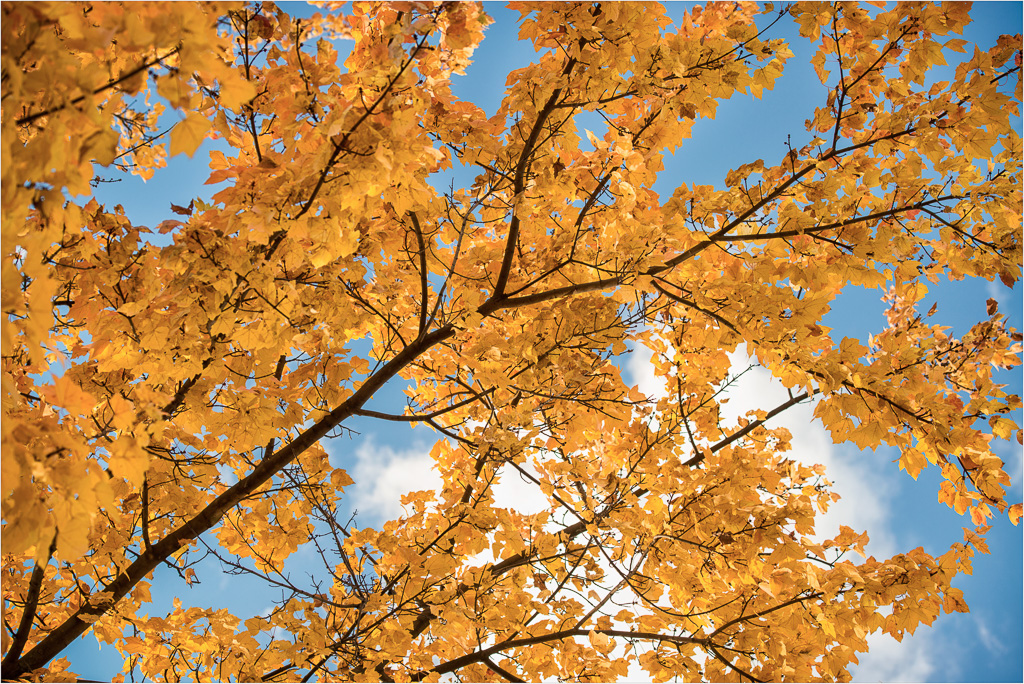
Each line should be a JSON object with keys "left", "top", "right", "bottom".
{"left": 494, "top": 59, "right": 577, "bottom": 297}
{"left": 1, "top": 534, "right": 57, "bottom": 670}
{"left": 408, "top": 211, "right": 430, "bottom": 338}
{"left": 5, "top": 324, "right": 455, "bottom": 678}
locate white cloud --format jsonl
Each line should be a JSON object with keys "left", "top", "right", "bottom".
{"left": 621, "top": 342, "right": 989, "bottom": 681}
{"left": 851, "top": 628, "right": 942, "bottom": 682}
{"left": 345, "top": 431, "right": 551, "bottom": 525}
{"left": 620, "top": 343, "right": 902, "bottom": 680}
{"left": 626, "top": 341, "right": 670, "bottom": 401}
{"left": 725, "top": 347, "right": 899, "bottom": 558}
{"left": 490, "top": 454, "right": 551, "bottom": 516}
{"left": 993, "top": 436, "right": 1024, "bottom": 498}
{"left": 626, "top": 342, "right": 898, "bottom": 558}
{"left": 348, "top": 437, "right": 442, "bottom": 523}
{"left": 217, "top": 462, "right": 238, "bottom": 486}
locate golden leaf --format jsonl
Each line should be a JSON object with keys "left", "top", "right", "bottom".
{"left": 169, "top": 113, "right": 211, "bottom": 158}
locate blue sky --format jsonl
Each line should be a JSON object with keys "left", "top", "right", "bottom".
{"left": 65, "top": 2, "right": 1022, "bottom": 681}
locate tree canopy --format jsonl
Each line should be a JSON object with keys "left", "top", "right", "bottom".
{"left": 2, "top": 1, "right": 1021, "bottom": 681}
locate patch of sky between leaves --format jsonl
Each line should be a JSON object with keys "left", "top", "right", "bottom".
{"left": 87, "top": 2, "right": 343, "bottom": 249}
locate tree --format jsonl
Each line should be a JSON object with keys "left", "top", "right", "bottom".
{"left": 2, "top": 1, "right": 1021, "bottom": 681}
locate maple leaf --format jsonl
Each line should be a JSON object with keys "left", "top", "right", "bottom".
{"left": 170, "top": 200, "right": 194, "bottom": 216}
{"left": 169, "top": 113, "right": 211, "bottom": 158}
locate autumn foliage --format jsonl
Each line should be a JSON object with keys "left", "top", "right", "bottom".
{"left": 2, "top": 1, "right": 1022, "bottom": 681}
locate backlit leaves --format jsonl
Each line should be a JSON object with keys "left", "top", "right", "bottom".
{"left": 169, "top": 113, "right": 212, "bottom": 158}
{"left": 2, "top": 1, "right": 1021, "bottom": 683}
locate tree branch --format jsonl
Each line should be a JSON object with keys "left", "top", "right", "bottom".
{"left": 652, "top": 280, "right": 740, "bottom": 333}
{"left": 684, "top": 390, "right": 816, "bottom": 467}
{"left": 15, "top": 47, "right": 182, "bottom": 127}
{"left": 1, "top": 533, "right": 57, "bottom": 670}
{"left": 294, "top": 34, "right": 430, "bottom": 220}
{"left": 353, "top": 387, "right": 494, "bottom": 423}
{"left": 494, "top": 59, "right": 577, "bottom": 297}
{"left": 409, "top": 211, "right": 430, "bottom": 338}
{"left": 5, "top": 324, "right": 456, "bottom": 678}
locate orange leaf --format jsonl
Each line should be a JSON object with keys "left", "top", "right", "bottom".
{"left": 169, "top": 113, "right": 211, "bottom": 158}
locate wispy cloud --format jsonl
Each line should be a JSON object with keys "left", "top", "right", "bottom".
{"left": 975, "top": 615, "right": 1008, "bottom": 655}
{"left": 852, "top": 628, "right": 943, "bottom": 682}
{"left": 994, "top": 436, "right": 1023, "bottom": 498}
{"left": 985, "top": 280, "right": 1012, "bottom": 312}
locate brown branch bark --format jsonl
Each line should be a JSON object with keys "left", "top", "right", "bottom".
{"left": 5, "top": 324, "right": 455, "bottom": 678}
{"left": 683, "top": 390, "right": 816, "bottom": 467}
{"left": 409, "top": 212, "right": 430, "bottom": 338}
{"left": 494, "top": 58, "right": 577, "bottom": 297}
{"left": 1, "top": 534, "right": 57, "bottom": 670}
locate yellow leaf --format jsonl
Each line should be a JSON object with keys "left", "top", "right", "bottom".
{"left": 53, "top": 498, "right": 92, "bottom": 560}
{"left": 331, "top": 469, "right": 354, "bottom": 489}
{"left": 108, "top": 395, "right": 136, "bottom": 432}
{"left": 1008, "top": 504, "right": 1022, "bottom": 526}
{"left": 45, "top": 376, "right": 96, "bottom": 416}
{"left": 218, "top": 76, "right": 257, "bottom": 110}
{"left": 989, "top": 417, "right": 1016, "bottom": 440}
{"left": 80, "top": 128, "right": 119, "bottom": 166}
{"left": 170, "top": 113, "right": 211, "bottom": 158}
{"left": 108, "top": 438, "right": 149, "bottom": 487}
{"left": 134, "top": 581, "right": 152, "bottom": 603}
{"left": 588, "top": 629, "right": 611, "bottom": 650}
